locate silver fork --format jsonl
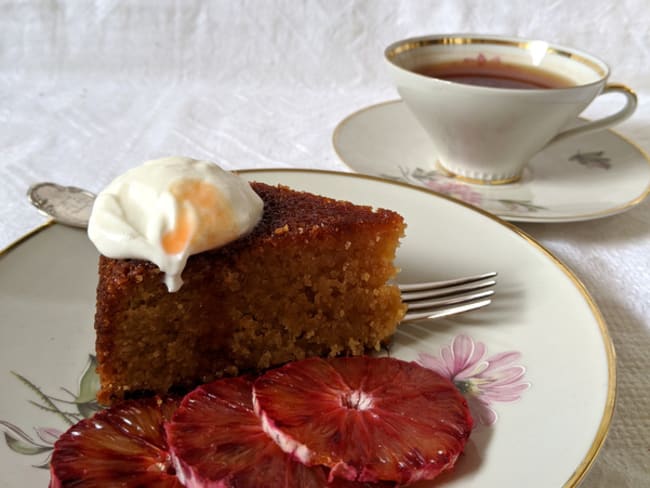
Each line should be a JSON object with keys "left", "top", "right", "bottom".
{"left": 399, "top": 272, "right": 497, "bottom": 322}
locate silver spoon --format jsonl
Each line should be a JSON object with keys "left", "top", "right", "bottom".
{"left": 27, "top": 182, "right": 95, "bottom": 228}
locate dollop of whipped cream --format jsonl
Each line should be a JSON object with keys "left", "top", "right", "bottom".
{"left": 88, "top": 156, "right": 264, "bottom": 292}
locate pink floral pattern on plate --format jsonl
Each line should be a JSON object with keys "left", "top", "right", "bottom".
{"left": 0, "top": 356, "right": 99, "bottom": 468}
{"left": 2, "top": 336, "right": 529, "bottom": 471}
{"left": 418, "top": 334, "right": 530, "bottom": 426}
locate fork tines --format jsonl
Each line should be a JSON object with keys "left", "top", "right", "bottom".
{"left": 399, "top": 272, "right": 497, "bottom": 323}
{"left": 398, "top": 271, "right": 497, "bottom": 294}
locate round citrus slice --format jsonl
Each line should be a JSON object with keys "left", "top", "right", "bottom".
{"left": 165, "top": 376, "right": 385, "bottom": 488}
{"left": 49, "top": 396, "right": 182, "bottom": 487}
{"left": 252, "top": 356, "right": 473, "bottom": 484}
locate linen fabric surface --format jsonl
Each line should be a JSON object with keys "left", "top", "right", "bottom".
{"left": 1, "top": 1, "right": 649, "bottom": 486}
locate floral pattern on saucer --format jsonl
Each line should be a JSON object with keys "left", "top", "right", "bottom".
{"left": 381, "top": 166, "right": 547, "bottom": 214}
{"left": 380, "top": 148, "right": 612, "bottom": 216}
{"left": 569, "top": 150, "right": 611, "bottom": 169}
{"left": 334, "top": 99, "right": 650, "bottom": 222}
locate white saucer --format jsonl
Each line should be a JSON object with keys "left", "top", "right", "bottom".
{"left": 333, "top": 100, "right": 650, "bottom": 223}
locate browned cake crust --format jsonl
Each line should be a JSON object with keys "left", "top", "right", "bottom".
{"left": 95, "top": 182, "right": 406, "bottom": 404}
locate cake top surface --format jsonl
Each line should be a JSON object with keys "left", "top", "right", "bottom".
{"left": 96, "top": 179, "right": 406, "bottom": 292}
{"left": 245, "top": 182, "right": 403, "bottom": 241}
{"left": 88, "top": 156, "right": 264, "bottom": 292}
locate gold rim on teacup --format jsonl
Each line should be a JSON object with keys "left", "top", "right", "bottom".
{"left": 385, "top": 35, "right": 609, "bottom": 88}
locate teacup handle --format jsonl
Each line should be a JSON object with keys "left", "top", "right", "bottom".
{"left": 549, "top": 83, "right": 637, "bottom": 144}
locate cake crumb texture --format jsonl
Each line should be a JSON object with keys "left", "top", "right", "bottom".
{"left": 94, "top": 182, "right": 406, "bottom": 404}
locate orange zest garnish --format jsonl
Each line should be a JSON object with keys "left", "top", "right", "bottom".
{"left": 162, "top": 206, "right": 194, "bottom": 254}
{"left": 162, "top": 179, "right": 238, "bottom": 255}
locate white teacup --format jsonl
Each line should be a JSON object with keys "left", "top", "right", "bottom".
{"left": 385, "top": 34, "right": 637, "bottom": 184}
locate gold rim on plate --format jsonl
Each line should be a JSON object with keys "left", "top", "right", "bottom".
{"left": 2, "top": 169, "right": 616, "bottom": 487}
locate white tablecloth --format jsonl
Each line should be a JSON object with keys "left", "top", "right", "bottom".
{"left": 1, "top": 1, "right": 648, "bottom": 486}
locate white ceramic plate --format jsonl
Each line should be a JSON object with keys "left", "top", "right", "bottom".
{"left": 333, "top": 100, "right": 650, "bottom": 223}
{"left": 0, "top": 170, "right": 614, "bottom": 487}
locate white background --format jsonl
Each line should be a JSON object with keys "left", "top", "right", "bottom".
{"left": 1, "top": 1, "right": 648, "bottom": 486}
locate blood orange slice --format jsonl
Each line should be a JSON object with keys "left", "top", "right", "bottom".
{"left": 165, "top": 376, "right": 386, "bottom": 488}
{"left": 253, "top": 356, "right": 473, "bottom": 484}
{"left": 49, "top": 396, "right": 182, "bottom": 487}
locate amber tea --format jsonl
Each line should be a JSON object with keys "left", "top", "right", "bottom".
{"left": 414, "top": 58, "right": 575, "bottom": 89}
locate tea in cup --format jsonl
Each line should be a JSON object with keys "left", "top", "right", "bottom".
{"left": 385, "top": 34, "right": 637, "bottom": 184}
